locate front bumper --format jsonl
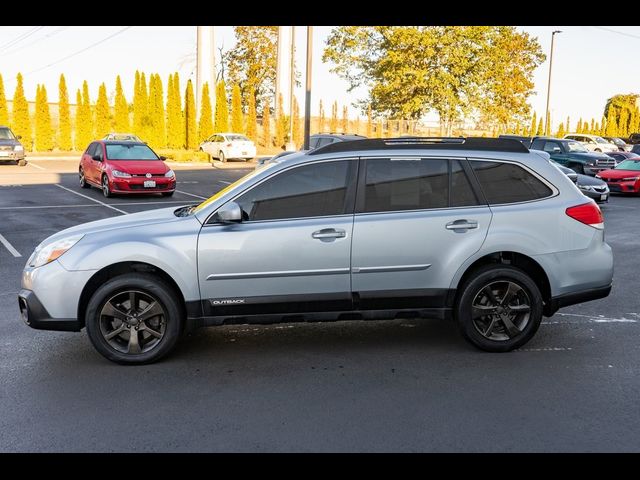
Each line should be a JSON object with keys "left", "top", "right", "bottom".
{"left": 605, "top": 181, "right": 640, "bottom": 193}
{"left": 579, "top": 187, "right": 609, "bottom": 203}
{"left": 111, "top": 177, "right": 176, "bottom": 193}
{"left": 18, "top": 289, "right": 82, "bottom": 331}
{"left": 0, "top": 151, "right": 25, "bottom": 160}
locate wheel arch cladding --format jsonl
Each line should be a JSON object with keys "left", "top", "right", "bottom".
{"left": 77, "top": 261, "right": 187, "bottom": 328}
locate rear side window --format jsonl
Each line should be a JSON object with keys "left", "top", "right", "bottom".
{"left": 234, "top": 160, "right": 354, "bottom": 221}
{"left": 360, "top": 158, "right": 449, "bottom": 212}
{"left": 470, "top": 160, "right": 552, "bottom": 205}
{"left": 450, "top": 160, "right": 481, "bottom": 207}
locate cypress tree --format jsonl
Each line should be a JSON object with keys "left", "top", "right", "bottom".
{"left": 594, "top": 122, "right": 600, "bottom": 135}
{"left": 275, "top": 93, "right": 286, "bottom": 147}
{"left": 198, "top": 82, "right": 213, "bottom": 143}
{"left": 366, "top": 106, "right": 373, "bottom": 137}
{"left": 82, "top": 80, "right": 93, "bottom": 141}
{"left": 292, "top": 96, "right": 302, "bottom": 148}
{"left": 12, "top": 73, "right": 31, "bottom": 150}
{"left": 58, "top": 74, "right": 72, "bottom": 150}
{"left": 173, "top": 73, "right": 184, "bottom": 149}
{"left": 133, "top": 71, "right": 142, "bottom": 136}
{"left": 166, "top": 74, "right": 179, "bottom": 148}
{"left": 114, "top": 75, "right": 129, "bottom": 133}
{"left": 576, "top": 118, "right": 583, "bottom": 134}
{"left": 156, "top": 74, "right": 166, "bottom": 148}
{"left": 330, "top": 101, "right": 338, "bottom": 132}
{"left": 606, "top": 108, "right": 617, "bottom": 137}
{"left": 262, "top": 102, "right": 271, "bottom": 147}
{"left": 140, "top": 72, "right": 150, "bottom": 140}
{"left": 214, "top": 80, "right": 229, "bottom": 132}
{"left": 590, "top": 118, "right": 596, "bottom": 135}
{"left": 148, "top": 74, "right": 165, "bottom": 148}
{"left": 318, "top": 100, "right": 325, "bottom": 133}
{"left": 529, "top": 112, "right": 537, "bottom": 138}
{"left": 0, "top": 74, "right": 8, "bottom": 126}
{"left": 376, "top": 119, "right": 383, "bottom": 138}
{"left": 184, "top": 79, "right": 197, "bottom": 150}
{"left": 565, "top": 116, "right": 571, "bottom": 134}
{"left": 230, "top": 83, "right": 243, "bottom": 133}
{"left": 600, "top": 115, "right": 607, "bottom": 136}
{"left": 246, "top": 89, "right": 257, "bottom": 143}
{"left": 536, "top": 118, "right": 544, "bottom": 136}
{"left": 354, "top": 116, "right": 361, "bottom": 136}
{"left": 342, "top": 105, "right": 348, "bottom": 132}
{"left": 35, "top": 85, "right": 54, "bottom": 151}
{"left": 618, "top": 109, "right": 629, "bottom": 138}
{"left": 74, "top": 89, "right": 83, "bottom": 149}
{"left": 95, "top": 83, "right": 111, "bottom": 139}
{"left": 556, "top": 122, "right": 565, "bottom": 138}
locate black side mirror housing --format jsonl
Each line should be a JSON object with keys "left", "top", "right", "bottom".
{"left": 92, "top": 155, "right": 101, "bottom": 161}
{"left": 160, "top": 156, "right": 167, "bottom": 161}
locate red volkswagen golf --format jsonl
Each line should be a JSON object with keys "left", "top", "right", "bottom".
{"left": 596, "top": 158, "right": 640, "bottom": 194}
{"left": 79, "top": 140, "right": 176, "bottom": 197}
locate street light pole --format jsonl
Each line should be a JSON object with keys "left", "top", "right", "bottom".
{"left": 544, "top": 30, "right": 562, "bottom": 136}
{"left": 303, "top": 26, "right": 313, "bottom": 150}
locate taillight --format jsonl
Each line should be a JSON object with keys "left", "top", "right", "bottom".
{"left": 566, "top": 202, "right": 604, "bottom": 229}
{"left": 227, "top": 143, "right": 232, "bottom": 147}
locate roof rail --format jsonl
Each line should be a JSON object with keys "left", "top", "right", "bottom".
{"left": 308, "top": 136, "right": 529, "bottom": 155}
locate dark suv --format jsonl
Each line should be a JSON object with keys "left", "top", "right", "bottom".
{"left": 529, "top": 137, "right": 613, "bottom": 174}
{"left": 0, "top": 126, "right": 26, "bottom": 166}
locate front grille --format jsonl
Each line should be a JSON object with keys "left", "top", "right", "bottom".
{"left": 593, "top": 186, "right": 607, "bottom": 193}
{"left": 130, "top": 173, "right": 163, "bottom": 177}
{"left": 609, "top": 184, "right": 622, "bottom": 192}
{"left": 595, "top": 159, "right": 615, "bottom": 168}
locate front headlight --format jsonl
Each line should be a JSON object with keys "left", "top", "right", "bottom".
{"left": 164, "top": 169, "right": 175, "bottom": 178}
{"left": 578, "top": 185, "right": 594, "bottom": 192}
{"left": 112, "top": 170, "right": 131, "bottom": 178}
{"left": 14, "top": 145, "right": 24, "bottom": 152}
{"left": 621, "top": 176, "right": 640, "bottom": 182}
{"left": 28, "top": 234, "right": 84, "bottom": 268}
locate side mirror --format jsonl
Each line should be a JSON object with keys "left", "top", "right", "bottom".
{"left": 552, "top": 147, "right": 561, "bottom": 153}
{"left": 92, "top": 155, "right": 101, "bottom": 161}
{"left": 567, "top": 172, "right": 578, "bottom": 183}
{"left": 160, "top": 156, "right": 167, "bottom": 161}
{"left": 215, "top": 201, "right": 242, "bottom": 223}
{"left": 16, "top": 135, "right": 22, "bottom": 140}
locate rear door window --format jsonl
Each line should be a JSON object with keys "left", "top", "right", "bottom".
{"left": 470, "top": 160, "right": 552, "bottom": 205}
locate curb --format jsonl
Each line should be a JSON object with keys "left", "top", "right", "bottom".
{"left": 211, "top": 161, "right": 257, "bottom": 170}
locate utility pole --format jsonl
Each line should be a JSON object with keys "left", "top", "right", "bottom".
{"left": 196, "top": 26, "right": 216, "bottom": 120}
{"left": 286, "top": 27, "right": 296, "bottom": 151}
{"left": 545, "top": 30, "right": 561, "bottom": 136}
{"left": 303, "top": 26, "right": 313, "bottom": 150}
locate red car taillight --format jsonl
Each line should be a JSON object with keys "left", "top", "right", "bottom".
{"left": 566, "top": 202, "right": 604, "bottom": 230}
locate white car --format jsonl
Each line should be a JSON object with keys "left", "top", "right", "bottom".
{"left": 563, "top": 134, "right": 618, "bottom": 153}
{"left": 199, "top": 133, "right": 256, "bottom": 162}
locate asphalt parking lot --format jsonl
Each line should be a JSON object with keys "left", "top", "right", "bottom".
{"left": 1, "top": 158, "right": 639, "bottom": 452}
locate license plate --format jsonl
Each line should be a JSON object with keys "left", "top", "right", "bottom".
{"left": 242, "top": 151, "right": 247, "bottom": 155}
{"left": 0, "top": 151, "right": 9, "bottom": 157}
{"left": 600, "top": 194, "right": 608, "bottom": 201}
{"left": 144, "top": 180, "right": 156, "bottom": 188}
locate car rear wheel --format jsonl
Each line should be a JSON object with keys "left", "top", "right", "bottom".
{"left": 595, "top": 148, "right": 602, "bottom": 152}
{"left": 102, "top": 174, "right": 112, "bottom": 198}
{"left": 455, "top": 265, "right": 543, "bottom": 352}
{"left": 85, "top": 273, "right": 183, "bottom": 364}
{"left": 79, "top": 168, "right": 90, "bottom": 188}
{"left": 17, "top": 159, "right": 27, "bottom": 167}
{"left": 219, "top": 151, "right": 226, "bottom": 163}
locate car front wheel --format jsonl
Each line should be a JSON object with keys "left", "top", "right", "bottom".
{"left": 102, "top": 174, "right": 112, "bottom": 198}
{"left": 85, "top": 273, "right": 183, "bottom": 364}
{"left": 455, "top": 265, "right": 543, "bottom": 352}
{"left": 219, "top": 151, "right": 226, "bottom": 162}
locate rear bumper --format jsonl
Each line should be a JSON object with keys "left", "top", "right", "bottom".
{"left": 544, "top": 284, "right": 612, "bottom": 316}
{"left": 18, "top": 289, "right": 82, "bottom": 332}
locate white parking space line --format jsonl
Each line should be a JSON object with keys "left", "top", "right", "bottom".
{"left": 55, "top": 184, "right": 127, "bottom": 215}
{"left": 516, "top": 347, "right": 572, "bottom": 352}
{"left": 218, "top": 180, "right": 232, "bottom": 185}
{"left": 0, "top": 233, "right": 21, "bottom": 257}
{"left": 175, "top": 190, "right": 207, "bottom": 200}
{"left": 546, "top": 312, "right": 638, "bottom": 324}
{"left": 27, "top": 162, "right": 46, "bottom": 170}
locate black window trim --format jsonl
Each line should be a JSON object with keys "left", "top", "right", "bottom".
{"left": 466, "top": 156, "right": 559, "bottom": 207}
{"left": 204, "top": 157, "right": 360, "bottom": 225}
{"left": 354, "top": 155, "right": 488, "bottom": 216}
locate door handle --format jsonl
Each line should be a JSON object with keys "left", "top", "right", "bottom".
{"left": 446, "top": 219, "right": 478, "bottom": 231}
{"left": 312, "top": 228, "right": 346, "bottom": 239}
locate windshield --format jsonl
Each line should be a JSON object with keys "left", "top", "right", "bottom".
{"left": 615, "top": 160, "right": 640, "bottom": 171}
{"left": 226, "top": 134, "right": 250, "bottom": 142}
{"left": 191, "top": 164, "right": 276, "bottom": 214}
{"left": 0, "top": 128, "right": 16, "bottom": 140}
{"left": 106, "top": 144, "right": 159, "bottom": 160}
{"left": 566, "top": 141, "right": 588, "bottom": 153}
{"left": 595, "top": 136, "right": 609, "bottom": 144}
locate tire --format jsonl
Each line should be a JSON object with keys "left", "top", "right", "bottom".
{"left": 455, "top": 264, "right": 543, "bottom": 352}
{"left": 79, "top": 168, "right": 90, "bottom": 188}
{"left": 569, "top": 162, "right": 584, "bottom": 174}
{"left": 162, "top": 191, "right": 174, "bottom": 197}
{"left": 85, "top": 272, "right": 183, "bottom": 364}
{"left": 17, "top": 159, "right": 27, "bottom": 167}
{"left": 102, "top": 174, "right": 112, "bottom": 198}
{"left": 219, "top": 151, "right": 226, "bottom": 163}
{"left": 595, "top": 148, "right": 602, "bottom": 152}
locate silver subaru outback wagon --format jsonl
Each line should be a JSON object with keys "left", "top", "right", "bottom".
{"left": 18, "top": 137, "right": 614, "bottom": 364}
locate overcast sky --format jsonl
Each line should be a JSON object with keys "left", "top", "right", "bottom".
{"left": 0, "top": 26, "right": 638, "bottom": 129}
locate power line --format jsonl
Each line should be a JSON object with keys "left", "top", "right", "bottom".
{"left": 25, "top": 26, "right": 133, "bottom": 76}
{"left": 592, "top": 26, "right": 640, "bottom": 41}
{"left": 2, "top": 26, "right": 69, "bottom": 56}
{"left": 0, "top": 26, "right": 45, "bottom": 52}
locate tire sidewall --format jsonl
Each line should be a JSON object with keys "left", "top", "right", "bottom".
{"left": 85, "top": 273, "right": 182, "bottom": 364}
{"left": 102, "top": 174, "right": 111, "bottom": 198}
{"left": 455, "top": 265, "right": 543, "bottom": 352}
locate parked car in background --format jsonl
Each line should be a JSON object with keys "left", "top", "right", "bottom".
{"left": 563, "top": 134, "right": 618, "bottom": 153}
{"left": 605, "top": 150, "right": 640, "bottom": 167}
{"left": 79, "top": 141, "right": 175, "bottom": 198}
{"left": 256, "top": 150, "right": 298, "bottom": 168}
{"left": 20, "top": 137, "right": 613, "bottom": 364}
{"left": 199, "top": 133, "right": 256, "bottom": 162}
{"left": 627, "top": 133, "right": 640, "bottom": 144}
{"left": 630, "top": 144, "right": 640, "bottom": 156}
{"left": 602, "top": 136, "right": 631, "bottom": 152}
{"left": 308, "top": 133, "right": 367, "bottom": 150}
{"left": 596, "top": 158, "right": 640, "bottom": 194}
{"left": 498, "top": 134, "right": 532, "bottom": 147}
{"left": 103, "top": 133, "right": 144, "bottom": 142}
{"left": 530, "top": 137, "right": 613, "bottom": 174}
{"left": 0, "top": 125, "right": 26, "bottom": 166}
